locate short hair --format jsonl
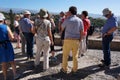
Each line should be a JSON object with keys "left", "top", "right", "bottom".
{"left": 69, "top": 6, "right": 77, "bottom": 15}
{"left": 15, "top": 15, "right": 20, "bottom": 19}
{"left": 60, "top": 11, "right": 65, "bottom": 15}
{"left": 82, "top": 11, "right": 88, "bottom": 17}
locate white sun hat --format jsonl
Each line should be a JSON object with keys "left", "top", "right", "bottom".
{"left": 23, "top": 10, "right": 31, "bottom": 15}
{"left": 0, "top": 12, "right": 5, "bottom": 21}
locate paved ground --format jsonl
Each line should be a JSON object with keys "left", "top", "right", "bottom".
{"left": 0, "top": 43, "right": 120, "bottom": 80}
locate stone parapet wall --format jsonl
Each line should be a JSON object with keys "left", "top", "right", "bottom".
{"left": 88, "top": 39, "right": 120, "bottom": 51}
{"left": 54, "top": 36, "right": 120, "bottom": 51}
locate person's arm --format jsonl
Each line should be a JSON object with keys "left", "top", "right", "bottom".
{"left": 80, "top": 21, "right": 84, "bottom": 42}
{"left": 61, "top": 20, "right": 66, "bottom": 35}
{"left": 107, "top": 27, "right": 118, "bottom": 34}
{"left": 58, "top": 20, "right": 62, "bottom": 32}
{"left": 80, "top": 29, "right": 83, "bottom": 42}
{"left": 32, "top": 26, "right": 36, "bottom": 34}
{"left": 7, "top": 26, "right": 14, "bottom": 41}
{"left": 30, "top": 20, "right": 36, "bottom": 34}
{"left": 18, "top": 25, "right": 22, "bottom": 34}
{"left": 51, "top": 19, "right": 56, "bottom": 28}
{"left": 48, "top": 28, "right": 54, "bottom": 45}
{"left": 30, "top": 23, "right": 36, "bottom": 34}
{"left": 103, "top": 27, "right": 118, "bottom": 37}
{"left": 47, "top": 22, "right": 54, "bottom": 45}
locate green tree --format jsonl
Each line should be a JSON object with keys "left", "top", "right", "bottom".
{"left": 89, "top": 17, "right": 106, "bottom": 28}
{"left": 9, "top": 9, "right": 15, "bottom": 31}
{"left": 53, "top": 14, "right": 59, "bottom": 33}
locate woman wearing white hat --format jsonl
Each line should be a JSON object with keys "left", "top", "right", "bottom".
{"left": 0, "top": 13, "right": 20, "bottom": 80}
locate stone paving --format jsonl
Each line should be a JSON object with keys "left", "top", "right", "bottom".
{"left": 0, "top": 43, "right": 120, "bottom": 80}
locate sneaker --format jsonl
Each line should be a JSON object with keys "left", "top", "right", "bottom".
{"left": 81, "top": 54, "right": 85, "bottom": 57}
{"left": 50, "top": 57, "right": 57, "bottom": 62}
{"left": 98, "top": 63, "right": 110, "bottom": 69}
{"left": 60, "top": 68, "right": 67, "bottom": 74}
{"left": 14, "top": 74, "right": 21, "bottom": 80}
{"left": 70, "top": 70, "right": 78, "bottom": 76}
{"left": 34, "top": 64, "right": 39, "bottom": 69}
{"left": 26, "top": 57, "right": 30, "bottom": 60}
{"left": 100, "top": 59, "right": 105, "bottom": 63}
{"left": 30, "top": 56, "right": 35, "bottom": 60}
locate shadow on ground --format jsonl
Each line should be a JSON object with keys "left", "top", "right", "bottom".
{"left": 0, "top": 48, "right": 119, "bottom": 80}
{"left": 104, "top": 66, "right": 120, "bottom": 79}
{"left": 27, "top": 65, "right": 106, "bottom": 80}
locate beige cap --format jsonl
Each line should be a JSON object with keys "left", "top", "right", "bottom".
{"left": 39, "top": 9, "right": 48, "bottom": 18}
{"left": 0, "top": 13, "right": 5, "bottom": 21}
{"left": 102, "top": 8, "right": 111, "bottom": 16}
{"left": 23, "top": 10, "right": 31, "bottom": 15}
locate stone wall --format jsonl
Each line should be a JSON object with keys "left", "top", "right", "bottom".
{"left": 88, "top": 39, "right": 120, "bottom": 51}
{"left": 54, "top": 36, "right": 120, "bottom": 51}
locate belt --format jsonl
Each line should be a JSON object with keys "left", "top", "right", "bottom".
{"left": 65, "top": 38, "right": 79, "bottom": 40}
{"left": 103, "top": 34, "right": 113, "bottom": 37}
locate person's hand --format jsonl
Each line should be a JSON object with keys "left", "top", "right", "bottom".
{"left": 31, "top": 20, "right": 34, "bottom": 24}
{"left": 102, "top": 33, "right": 107, "bottom": 37}
{"left": 102, "top": 32, "right": 111, "bottom": 37}
{"left": 51, "top": 41, "right": 54, "bottom": 46}
{"left": 59, "top": 31, "right": 62, "bottom": 36}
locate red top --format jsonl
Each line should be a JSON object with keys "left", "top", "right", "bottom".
{"left": 82, "top": 18, "right": 91, "bottom": 36}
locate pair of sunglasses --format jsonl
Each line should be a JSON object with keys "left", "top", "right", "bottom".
{"left": 104, "top": 14, "right": 109, "bottom": 17}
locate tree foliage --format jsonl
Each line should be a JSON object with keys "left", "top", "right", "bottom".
{"left": 1, "top": 11, "right": 106, "bottom": 32}
{"left": 89, "top": 17, "right": 106, "bottom": 28}
{"left": 9, "top": 9, "right": 15, "bottom": 31}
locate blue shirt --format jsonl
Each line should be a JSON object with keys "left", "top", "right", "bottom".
{"left": 19, "top": 18, "right": 33, "bottom": 33}
{"left": 62, "top": 15, "right": 83, "bottom": 39}
{"left": 102, "top": 14, "right": 118, "bottom": 34}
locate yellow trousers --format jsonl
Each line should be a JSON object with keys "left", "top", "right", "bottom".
{"left": 62, "top": 39, "right": 80, "bottom": 72}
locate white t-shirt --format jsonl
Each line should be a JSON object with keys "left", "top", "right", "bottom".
{"left": 14, "top": 20, "right": 19, "bottom": 27}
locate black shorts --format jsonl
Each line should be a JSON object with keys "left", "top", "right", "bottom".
{"left": 15, "top": 27, "right": 20, "bottom": 35}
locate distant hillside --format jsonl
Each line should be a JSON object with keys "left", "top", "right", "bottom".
{"left": 0, "top": 8, "right": 38, "bottom": 14}
{"left": 0, "top": 8, "right": 120, "bottom": 20}
{"left": 89, "top": 13, "right": 104, "bottom": 19}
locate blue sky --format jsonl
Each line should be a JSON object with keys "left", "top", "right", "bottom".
{"left": 0, "top": 0, "right": 120, "bottom": 15}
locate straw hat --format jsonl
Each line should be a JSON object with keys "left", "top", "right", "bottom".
{"left": 39, "top": 9, "right": 48, "bottom": 18}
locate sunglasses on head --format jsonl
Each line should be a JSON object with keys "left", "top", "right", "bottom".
{"left": 104, "top": 14, "right": 109, "bottom": 17}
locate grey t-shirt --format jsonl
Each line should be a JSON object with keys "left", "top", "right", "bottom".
{"left": 62, "top": 15, "right": 83, "bottom": 39}
{"left": 35, "top": 19, "right": 51, "bottom": 40}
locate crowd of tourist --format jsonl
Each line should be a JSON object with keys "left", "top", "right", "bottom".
{"left": 0, "top": 6, "right": 118, "bottom": 80}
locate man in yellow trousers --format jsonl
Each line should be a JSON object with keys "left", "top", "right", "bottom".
{"left": 61, "top": 6, "right": 83, "bottom": 74}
